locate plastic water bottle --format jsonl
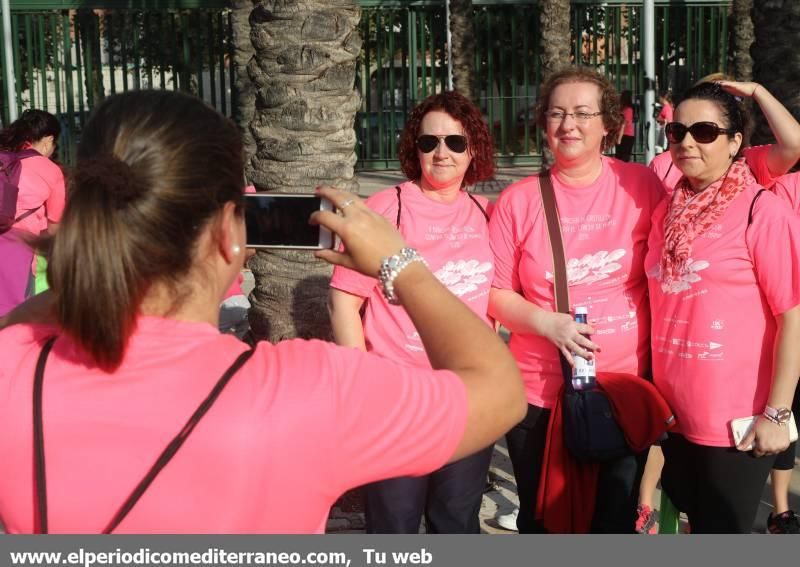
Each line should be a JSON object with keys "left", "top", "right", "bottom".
{"left": 571, "top": 306, "right": 596, "bottom": 390}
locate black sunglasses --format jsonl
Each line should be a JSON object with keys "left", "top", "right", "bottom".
{"left": 416, "top": 134, "right": 469, "bottom": 154}
{"left": 665, "top": 121, "right": 736, "bottom": 144}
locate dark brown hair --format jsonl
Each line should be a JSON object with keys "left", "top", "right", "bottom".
{"left": 677, "top": 81, "right": 750, "bottom": 158}
{"left": 398, "top": 91, "right": 496, "bottom": 186}
{"left": 39, "top": 90, "right": 244, "bottom": 370}
{"left": 535, "top": 67, "right": 624, "bottom": 152}
{"left": 0, "top": 109, "right": 61, "bottom": 150}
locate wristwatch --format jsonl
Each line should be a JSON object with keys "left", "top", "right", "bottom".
{"left": 763, "top": 405, "right": 793, "bottom": 425}
{"left": 378, "top": 247, "right": 428, "bottom": 305}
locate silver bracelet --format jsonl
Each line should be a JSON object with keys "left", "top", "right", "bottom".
{"left": 378, "top": 247, "right": 428, "bottom": 305}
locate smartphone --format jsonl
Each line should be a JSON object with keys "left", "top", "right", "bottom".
{"left": 244, "top": 193, "right": 334, "bottom": 249}
{"left": 730, "top": 414, "right": 798, "bottom": 450}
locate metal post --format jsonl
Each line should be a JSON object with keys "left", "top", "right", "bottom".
{"left": 643, "top": 0, "right": 656, "bottom": 164}
{"left": 2, "top": 0, "right": 17, "bottom": 121}
{"left": 445, "top": 0, "right": 453, "bottom": 90}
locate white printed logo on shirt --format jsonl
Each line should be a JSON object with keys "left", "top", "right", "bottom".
{"left": 435, "top": 259, "right": 493, "bottom": 297}
{"left": 545, "top": 249, "right": 626, "bottom": 286}
{"left": 649, "top": 258, "right": 710, "bottom": 294}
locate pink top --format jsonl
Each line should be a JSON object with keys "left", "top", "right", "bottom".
{"left": 646, "top": 186, "right": 800, "bottom": 446}
{"left": 330, "top": 182, "right": 493, "bottom": 367}
{"left": 622, "top": 107, "right": 635, "bottom": 137}
{"left": 13, "top": 151, "right": 66, "bottom": 235}
{"left": 771, "top": 171, "right": 800, "bottom": 213}
{"left": 657, "top": 103, "right": 673, "bottom": 124}
{"left": 650, "top": 145, "right": 776, "bottom": 195}
{"left": 489, "top": 157, "right": 664, "bottom": 407}
{"left": 0, "top": 318, "right": 467, "bottom": 533}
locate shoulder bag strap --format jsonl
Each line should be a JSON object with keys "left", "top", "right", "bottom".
{"left": 33, "top": 338, "right": 257, "bottom": 534}
{"left": 747, "top": 188, "right": 767, "bottom": 227}
{"left": 394, "top": 185, "right": 403, "bottom": 229}
{"left": 538, "top": 170, "right": 573, "bottom": 387}
{"left": 466, "top": 191, "right": 490, "bottom": 223}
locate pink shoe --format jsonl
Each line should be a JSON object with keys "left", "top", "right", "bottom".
{"left": 635, "top": 505, "right": 657, "bottom": 534}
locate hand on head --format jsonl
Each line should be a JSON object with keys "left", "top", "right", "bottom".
{"left": 312, "top": 186, "right": 407, "bottom": 277}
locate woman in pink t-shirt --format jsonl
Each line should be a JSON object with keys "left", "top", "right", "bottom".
{"left": 488, "top": 67, "right": 665, "bottom": 533}
{"left": 0, "top": 110, "right": 64, "bottom": 316}
{"left": 614, "top": 90, "right": 636, "bottom": 162}
{"left": 646, "top": 82, "right": 800, "bottom": 533}
{"left": 329, "top": 91, "right": 498, "bottom": 534}
{"left": 0, "top": 91, "right": 526, "bottom": 534}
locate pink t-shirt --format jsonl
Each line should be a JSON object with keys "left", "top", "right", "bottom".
{"left": 771, "top": 171, "right": 800, "bottom": 213}
{"left": 650, "top": 145, "right": 776, "bottom": 195}
{"left": 646, "top": 186, "right": 800, "bottom": 447}
{"left": 13, "top": 153, "right": 66, "bottom": 235}
{"left": 622, "top": 107, "right": 635, "bottom": 137}
{"left": 330, "top": 182, "right": 493, "bottom": 367}
{"left": 0, "top": 317, "right": 467, "bottom": 533}
{"left": 489, "top": 157, "right": 664, "bottom": 407}
{"left": 657, "top": 103, "right": 673, "bottom": 124}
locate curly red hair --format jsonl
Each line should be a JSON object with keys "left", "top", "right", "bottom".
{"left": 398, "top": 91, "right": 496, "bottom": 186}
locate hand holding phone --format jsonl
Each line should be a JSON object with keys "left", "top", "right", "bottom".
{"left": 311, "top": 186, "right": 407, "bottom": 277}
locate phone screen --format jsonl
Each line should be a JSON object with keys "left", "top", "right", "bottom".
{"left": 244, "top": 194, "right": 331, "bottom": 249}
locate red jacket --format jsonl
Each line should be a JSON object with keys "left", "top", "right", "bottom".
{"left": 535, "top": 372, "right": 675, "bottom": 533}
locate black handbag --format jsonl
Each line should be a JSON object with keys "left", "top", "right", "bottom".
{"left": 539, "top": 171, "right": 630, "bottom": 463}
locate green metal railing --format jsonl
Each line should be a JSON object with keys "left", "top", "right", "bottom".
{"left": 1, "top": 1, "right": 232, "bottom": 164}
{"left": 2, "top": 0, "right": 731, "bottom": 169}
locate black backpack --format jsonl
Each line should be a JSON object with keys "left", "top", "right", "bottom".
{"left": 0, "top": 149, "right": 40, "bottom": 233}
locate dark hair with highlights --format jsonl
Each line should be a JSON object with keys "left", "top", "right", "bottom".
{"left": 0, "top": 109, "right": 61, "bottom": 151}
{"left": 535, "top": 67, "right": 624, "bottom": 152}
{"left": 676, "top": 81, "right": 749, "bottom": 157}
{"left": 38, "top": 90, "right": 244, "bottom": 371}
{"left": 398, "top": 91, "right": 495, "bottom": 186}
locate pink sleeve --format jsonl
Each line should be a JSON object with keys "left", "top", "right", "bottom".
{"left": 488, "top": 189, "right": 523, "bottom": 292}
{"left": 744, "top": 145, "right": 777, "bottom": 188}
{"left": 747, "top": 192, "right": 800, "bottom": 315}
{"left": 42, "top": 162, "right": 66, "bottom": 223}
{"left": 292, "top": 341, "right": 468, "bottom": 491}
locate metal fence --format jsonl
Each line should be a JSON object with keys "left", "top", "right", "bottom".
{"left": 2, "top": 0, "right": 732, "bottom": 169}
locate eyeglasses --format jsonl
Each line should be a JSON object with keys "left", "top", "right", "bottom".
{"left": 544, "top": 110, "right": 603, "bottom": 123}
{"left": 416, "top": 134, "right": 469, "bottom": 154}
{"left": 665, "top": 121, "right": 736, "bottom": 144}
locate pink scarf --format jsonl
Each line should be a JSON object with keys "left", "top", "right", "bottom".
{"left": 660, "top": 158, "right": 755, "bottom": 287}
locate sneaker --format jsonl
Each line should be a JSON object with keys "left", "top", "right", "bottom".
{"left": 496, "top": 508, "right": 519, "bottom": 531}
{"left": 635, "top": 505, "right": 657, "bottom": 534}
{"left": 768, "top": 511, "right": 800, "bottom": 534}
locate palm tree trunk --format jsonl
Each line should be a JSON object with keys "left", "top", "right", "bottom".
{"left": 751, "top": 0, "right": 800, "bottom": 145}
{"left": 231, "top": 0, "right": 258, "bottom": 165}
{"left": 450, "top": 0, "right": 476, "bottom": 100}
{"left": 233, "top": 0, "right": 362, "bottom": 342}
{"left": 731, "top": 0, "right": 754, "bottom": 81}
{"left": 539, "top": 0, "right": 571, "bottom": 168}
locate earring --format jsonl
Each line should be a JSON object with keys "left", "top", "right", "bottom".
{"left": 231, "top": 244, "right": 241, "bottom": 255}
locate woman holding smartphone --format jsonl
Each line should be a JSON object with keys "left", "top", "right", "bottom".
{"left": 328, "top": 91, "right": 499, "bottom": 534}
{"left": 0, "top": 90, "right": 525, "bottom": 533}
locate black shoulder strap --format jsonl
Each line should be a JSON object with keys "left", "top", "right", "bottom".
{"left": 466, "top": 191, "right": 490, "bottom": 222}
{"left": 33, "top": 338, "right": 257, "bottom": 534}
{"left": 662, "top": 161, "right": 674, "bottom": 183}
{"left": 394, "top": 185, "right": 403, "bottom": 229}
{"left": 396, "top": 185, "right": 490, "bottom": 228}
{"left": 748, "top": 188, "right": 767, "bottom": 227}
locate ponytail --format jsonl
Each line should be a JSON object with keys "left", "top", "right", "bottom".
{"left": 36, "top": 91, "right": 243, "bottom": 371}
{"left": 40, "top": 157, "right": 149, "bottom": 370}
